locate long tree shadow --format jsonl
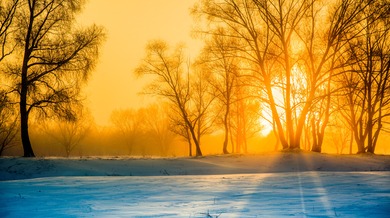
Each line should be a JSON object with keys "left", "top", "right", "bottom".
{"left": 193, "top": 152, "right": 390, "bottom": 217}
{"left": 226, "top": 153, "right": 390, "bottom": 217}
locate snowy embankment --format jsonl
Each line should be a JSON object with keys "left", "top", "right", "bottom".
{"left": 1, "top": 152, "right": 389, "bottom": 180}
{"left": 1, "top": 152, "right": 390, "bottom": 217}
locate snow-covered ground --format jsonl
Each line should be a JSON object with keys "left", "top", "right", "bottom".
{"left": 1, "top": 152, "right": 390, "bottom": 217}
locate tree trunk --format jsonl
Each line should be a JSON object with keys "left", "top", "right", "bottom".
{"left": 0, "top": 142, "right": 5, "bottom": 156}
{"left": 184, "top": 127, "right": 192, "bottom": 156}
{"left": 349, "top": 130, "right": 353, "bottom": 154}
{"left": 366, "top": 75, "right": 373, "bottom": 153}
{"left": 20, "top": 56, "right": 34, "bottom": 158}
{"left": 222, "top": 108, "right": 229, "bottom": 154}
{"left": 264, "top": 80, "right": 288, "bottom": 149}
{"left": 187, "top": 137, "right": 192, "bottom": 157}
{"left": 370, "top": 123, "right": 382, "bottom": 154}
{"left": 311, "top": 118, "right": 320, "bottom": 152}
{"left": 19, "top": 1, "right": 35, "bottom": 158}
{"left": 222, "top": 132, "right": 229, "bottom": 154}
{"left": 356, "top": 137, "right": 366, "bottom": 154}
{"left": 188, "top": 125, "right": 202, "bottom": 156}
{"left": 20, "top": 93, "right": 34, "bottom": 157}
{"left": 194, "top": 140, "right": 202, "bottom": 156}
{"left": 366, "top": 123, "right": 373, "bottom": 153}
{"left": 229, "top": 125, "right": 235, "bottom": 153}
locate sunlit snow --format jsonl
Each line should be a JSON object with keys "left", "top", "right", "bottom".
{"left": 1, "top": 153, "right": 389, "bottom": 217}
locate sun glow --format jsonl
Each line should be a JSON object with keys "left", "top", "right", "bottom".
{"left": 259, "top": 86, "right": 286, "bottom": 137}
{"left": 258, "top": 63, "right": 309, "bottom": 138}
{"left": 4, "top": 0, "right": 390, "bottom": 157}
{"left": 77, "top": 0, "right": 201, "bottom": 126}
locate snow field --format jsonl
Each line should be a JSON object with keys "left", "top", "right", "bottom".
{"left": 1, "top": 172, "right": 390, "bottom": 217}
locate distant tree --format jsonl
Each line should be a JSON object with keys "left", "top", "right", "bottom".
{"left": 197, "top": 29, "right": 239, "bottom": 154}
{"left": 142, "top": 103, "right": 176, "bottom": 156}
{"left": 43, "top": 107, "right": 93, "bottom": 157}
{"left": 230, "top": 88, "right": 261, "bottom": 153}
{"left": 0, "top": 91, "right": 18, "bottom": 155}
{"left": 168, "top": 108, "right": 193, "bottom": 156}
{"left": 4, "top": 0, "right": 105, "bottom": 157}
{"left": 135, "top": 40, "right": 213, "bottom": 156}
{"left": 326, "top": 116, "right": 351, "bottom": 154}
{"left": 110, "top": 108, "right": 145, "bottom": 155}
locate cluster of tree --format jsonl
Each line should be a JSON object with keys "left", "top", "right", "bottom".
{"left": 6, "top": 104, "right": 187, "bottom": 157}
{"left": 136, "top": 0, "right": 390, "bottom": 155}
{"left": 1, "top": 0, "right": 390, "bottom": 157}
{"left": 135, "top": 40, "right": 262, "bottom": 156}
{"left": 110, "top": 104, "right": 177, "bottom": 156}
{"left": 0, "top": 90, "right": 18, "bottom": 155}
{"left": 0, "top": 0, "right": 105, "bottom": 157}
{"left": 3, "top": 100, "right": 387, "bottom": 157}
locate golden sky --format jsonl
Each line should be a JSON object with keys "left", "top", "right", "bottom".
{"left": 78, "top": 0, "right": 201, "bottom": 126}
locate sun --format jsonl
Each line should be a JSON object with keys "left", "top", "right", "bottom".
{"left": 258, "top": 85, "right": 286, "bottom": 136}
{"left": 259, "top": 119, "right": 273, "bottom": 136}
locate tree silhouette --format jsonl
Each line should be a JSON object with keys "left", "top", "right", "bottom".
{"left": 339, "top": 1, "right": 390, "bottom": 153}
{"left": 135, "top": 40, "right": 215, "bottom": 156}
{"left": 142, "top": 104, "right": 176, "bottom": 156}
{"left": 193, "top": 0, "right": 380, "bottom": 152}
{"left": 42, "top": 108, "right": 93, "bottom": 157}
{"left": 111, "top": 108, "right": 145, "bottom": 155}
{"left": 0, "top": 91, "right": 18, "bottom": 155}
{"left": 4, "top": 0, "right": 105, "bottom": 157}
{"left": 193, "top": 0, "right": 312, "bottom": 150}
{"left": 197, "top": 28, "right": 239, "bottom": 154}
{"left": 0, "top": 0, "right": 18, "bottom": 62}
{"left": 0, "top": 0, "right": 20, "bottom": 156}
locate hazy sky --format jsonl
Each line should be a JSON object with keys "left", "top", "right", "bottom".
{"left": 78, "top": 0, "right": 201, "bottom": 126}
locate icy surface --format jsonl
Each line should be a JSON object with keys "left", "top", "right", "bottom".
{"left": 1, "top": 172, "right": 390, "bottom": 217}
{"left": 1, "top": 153, "right": 390, "bottom": 217}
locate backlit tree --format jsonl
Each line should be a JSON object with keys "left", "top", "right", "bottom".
{"left": 4, "top": 0, "right": 105, "bottom": 157}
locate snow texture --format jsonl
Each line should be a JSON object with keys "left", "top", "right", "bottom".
{"left": 1, "top": 152, "right": 390, "bottom": 217}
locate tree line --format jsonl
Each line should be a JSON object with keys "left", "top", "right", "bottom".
{"left": 1, "top": 0, "right": 389, "bottom": 157}
{"left": 24, "top": 105, "right": 185, "bottom": 157}
{"left": 136, "top": 0, "right": 390, "bottom": 155}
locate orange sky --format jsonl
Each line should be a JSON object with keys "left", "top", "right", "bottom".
{"left": 78, "top": 0, "right": 201, "bottom": 126}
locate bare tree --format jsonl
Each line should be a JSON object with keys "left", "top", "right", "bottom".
{"left": 0, "top": 91, "right": 18, "bottom": 155}
{"left": 0, "top": 0, "right": 20, "bottom": 156}
{"left": 339, "top": 0, "right": 390, "bottom": 153}
{"left": 193, "top": 0, "right": 312, "bottom": 150}
{"left": 110, "top": 108, "right": 145, "bottom": 155}
{"left": 42, "top": 107, "right": 93, "bottom": 157}
{"left": 327, "top": 115, "right": 351, "bottom": 154}
{"left": 135, "top": 40, "right": 214, "bottom": 156}
{"left": 168, "top": 108, "right": 194, "bottom": 156}
{"left": 230, "top": 87, "right": 262, "bottom": 153}
{"left": 0, "top": 0, "right": 18, "bottom": 62}
{"left": 191, "top": 66, "right": 216, "bottom": 151}
{"left": 197, "top": 28, "right": 239, "bottom": 154}
{"left": 193, "top": 0, "right": 374, "bottom": 151}
{"left": 4, "top": 0, "right": 105, "bottom": 157}
{"left": 301, "top": 0, "right": 383, "bottom": 153}
{"left": 142, "top": 103, "right": 176, "bottom": 156}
